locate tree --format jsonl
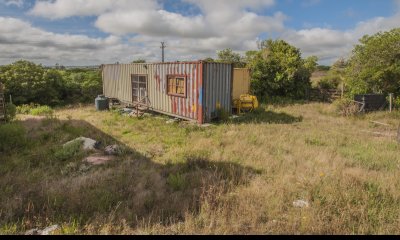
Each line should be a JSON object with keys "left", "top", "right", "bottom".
{"left": 132, "top": 59, "right": 146, "bottom": 63}
{"left": 216, "top": 48, "right": 246, "bottom": 67}
{"left": 248, "top": 39, "right": 318, "bottom": 99}
{"left": 0, "top": 60, "right": 46, "bottom": 105}
{"left": 318, "top": 58, "right": 348, "bottom": 90}
{"left": 345, "top": 28, "right": 400, "bottom": 96}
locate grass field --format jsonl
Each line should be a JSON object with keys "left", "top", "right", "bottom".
{"left": 1, "top": 103, "right": 400, "bottom": 234}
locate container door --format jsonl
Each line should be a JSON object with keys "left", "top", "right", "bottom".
{"left": 131, "top": 75, "right": 148, "bottom": 104}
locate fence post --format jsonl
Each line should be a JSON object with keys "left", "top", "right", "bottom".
{"left": 389, "top": 93, "right": 393, "bottom": 112}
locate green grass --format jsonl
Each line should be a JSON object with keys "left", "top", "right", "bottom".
{"left": 1, "top": 103, "right": 400, "bottom": 234}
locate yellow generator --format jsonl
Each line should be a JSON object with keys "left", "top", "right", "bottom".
{"left": 233, "top": 94, "right": 259, "bottom": 114}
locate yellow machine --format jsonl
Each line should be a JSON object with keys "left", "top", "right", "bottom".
{"left": 233, "top": 94, "right": 259, "bottom": 114}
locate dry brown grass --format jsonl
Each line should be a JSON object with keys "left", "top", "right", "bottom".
{"left": 1, "top": 103, "right": 400, "bottom": 235}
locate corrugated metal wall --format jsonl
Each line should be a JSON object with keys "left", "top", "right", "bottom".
{"left": 203, "top": 63, "right": 233, "bottom": 122}
{"left": 232, "top": 68, "right": 251, "bottom": 100}
{"left": 103, "top": 64, "right": 148, "bottom": 103}
{"left": 102, "top": 62, "right": 233, "bottom": 123}
{"left": 149, "top": 62, "right": 202, "bottom": 121}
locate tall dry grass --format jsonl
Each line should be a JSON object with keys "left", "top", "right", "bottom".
{"left": 1, "top": 103, "right": 400, "bottom": 234}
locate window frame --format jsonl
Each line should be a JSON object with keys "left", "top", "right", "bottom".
{"left": 131, "top": 74, "right": 148, "bottom": 103}
{"left": 166, "top": 74, "right": 187, "bottom": 98}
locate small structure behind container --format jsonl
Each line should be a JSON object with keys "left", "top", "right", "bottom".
{"left": 231, "top": 68, "right": 259, "bottom": 113}
{"left": 355, "top": 94, "right": 387, "bottom": 112}
{"left": 232, "top": 68, "right": 251, "bottom": 100}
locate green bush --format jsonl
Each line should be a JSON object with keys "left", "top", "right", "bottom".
{"left": 333, "top": 98, "right": 360, "bottom": 117}
{"left": 167, "top": 173, "right": 187, "bottom": 191}
{"left": 16, "top": 104, "right": 35, "bottom": 114}
{"left": 30, "top": 105, "right": 54, "bottom": 117}
{"left": 0, "top": 123, "right": 26, "bottom": 152}
{"left": 16, "top": 104, "right": 54, "bottom": 117}
{"left": 5, "top": 103, "right": 16, "bottom": 122}
{"left": 54, "top": 140, "right": 83, "bottom": 162}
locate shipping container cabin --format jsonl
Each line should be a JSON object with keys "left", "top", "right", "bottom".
{"left": 102, "top": 61, "right": 234, "bottom": 124}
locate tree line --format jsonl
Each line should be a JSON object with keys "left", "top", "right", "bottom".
{"left": 0, "top": 61, "right": 102, "bottom": 106}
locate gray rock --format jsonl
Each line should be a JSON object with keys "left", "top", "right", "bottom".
{"left": 25, "top": 228, "right": 40, "bottom": 235}
{"left": 41, "top": 225, "right": 60, "bottom": 235}
{"left": 293, "top": 200, "right": 310, "bottom": 208}
{"left": 64, "top": 137, "right": 98, "bottom": 150}
{"left": 166, "top": 118, "right": 179, "bottom": 124}
{"left": 25, "top": 225, "right": 60, "bottom": 235}
{"left": 105, "top": 145, "right": 120, "bottom": 156}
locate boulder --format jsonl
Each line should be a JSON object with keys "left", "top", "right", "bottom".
{"left": 64, "top": 137, "right": 99, "bottom": 151}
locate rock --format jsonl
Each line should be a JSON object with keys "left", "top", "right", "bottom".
{"left": 166, "top": 118, "right": 179, "bottom": 124}
{"left": 85, "top": 153, "right": 115, "bottom": 165}
{"left": 122, "top": 108, "right": 133, "bottom": 113}
{"left": 64, "top": 137, "right": 99, "bottom": 151}
{"left": 105, "top": 145, "right": 120, "bottom": 156}
{"left": 41, "top": 225, "right": 60, "bottom": 235}
{"left": 25, "top": 225, "right": 60, "bottom": 235}
{"left": 25, "top": 229, "right": 40, "bottom": 235}
{"left": 293, "top": 200, "right": 310, "bottom": 208}
{"left": 200, "top": 123, "right": 214, "bottom": 128}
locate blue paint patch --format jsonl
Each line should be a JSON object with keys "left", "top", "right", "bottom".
{"left": 198, "top": 88, "right": 203, "bottom": 106}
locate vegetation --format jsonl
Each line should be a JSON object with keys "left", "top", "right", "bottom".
{"left": 5, "top": 103, "right": 16, "bottom": 122}
{"left": 132, "top": 59, "right": 146, "bottom": 63}
{"left": 216, "top": 48, "right": 246, "bottom": 67}
{"left": 1, "top": 103, "right": 400, "bottom": 234}
{"left": 0, "top": 60, "right": 102, "bottom": 106}
{"left": 247, "top": 39, "right": 318, "bottom": 100}
{"left": 317, "top": 58, "right": 347, "bottom": 90}
{"left": 345, "top": 28, "right": 400, "bottom": 97}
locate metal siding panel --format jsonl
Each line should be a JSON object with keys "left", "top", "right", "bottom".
{"left": 202, "top": 63, "right": 232, "bottom": 122}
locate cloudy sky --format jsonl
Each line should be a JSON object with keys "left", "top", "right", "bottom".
{"left": 0, "top": 0, "right": 399, "bottom": 66}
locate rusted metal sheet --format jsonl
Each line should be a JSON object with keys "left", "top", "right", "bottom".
{"left": 203, "top": 63, "right": 233, "bottom": 122}
{"left": 232, "top": 68, "right": 251, "bottom": 100}
{"left": 149, "top": 62, "right": 201, "bottom": 121}
{"left": 102, "top": 61, "right": 233, "bottom": 123}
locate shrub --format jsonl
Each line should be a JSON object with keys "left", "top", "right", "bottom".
{"left": 54, "top": 140, "right": 83, "bottom": 162}
{"left": 215, "top": 108, "right": 230, "bottom": 122}
{"left": 167, "top": 173, "right": 187, "bottom": 191}
{"left": 333, "top": 98, "right": 360, "bottom": 117}
{"left": 0, "top": 123, "right": 26, "bottom": 152}
{"left": 16, "top": 104, "right": 54, "bottom": 117}
{"left": 30, "top": 105, "right": 54, "bottom": 117}
{"left": 16, "top": 104, "right": 34, "bottom": 114}
{"left": 5, "top": 103, "right": 16, "bottom": 122}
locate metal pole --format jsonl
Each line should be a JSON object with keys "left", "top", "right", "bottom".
{"left": 161, "top": 42, "right": 166, "bottom": 63}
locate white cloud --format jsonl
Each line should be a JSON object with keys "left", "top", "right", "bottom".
{"left": 0, "top": 17, "right": 138, "bottom": 65}
{"left": 282, "top": 12, "right": 400, "bottom": 63}
{"left": 2, "top": 0, "right": 399, "bottom": 66}
{"left": 1, "top": 0, "right": 24, "bottom": 8}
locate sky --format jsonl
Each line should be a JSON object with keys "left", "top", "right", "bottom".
{"left": 0, "top": 0, "right": 399, "bottom": 66}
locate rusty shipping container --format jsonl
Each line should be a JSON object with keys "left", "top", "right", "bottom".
{"left": 102, "top": 61, "right": 233, "bottom": 124}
